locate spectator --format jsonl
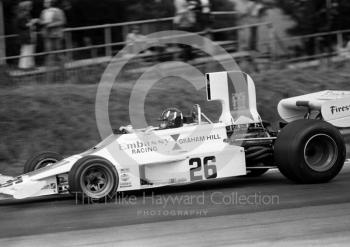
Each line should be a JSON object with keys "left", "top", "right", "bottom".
{"left": 173, "top": 0, "right": 196, "bottom": 31}
{"left": 188, "top": 0, "right": 204, "bottom": 31}
{"left": 343, "top": 39, "right": 350, "bottom": 59}
{"left": 16, "top": 1, "right": 38, "bottom": 70}
{"left": 83, "top": 37, "right": 97, "bottom": 58}
{"left": 199, "top": 0, "right": 211, "bottom": 31}
{"left": 126, "top": 25, "right": 148, "bottom": 55}
{"left": 246, "top": 0, "right": 265, "bottom": 51}
{"left": 173, "top": 0, "right": 198, "bottom": 61}
{"left": 39, "top": 0, "right": 66, "bottom": 68}
{"left": 338, "top": 35, "right": 350, "bottom": 59}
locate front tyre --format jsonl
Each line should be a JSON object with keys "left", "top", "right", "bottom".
{"left": 24, "top": 151, "right": 63, "bottom": 173}
{"left": 274, "top": 119, "right": 346, "bottom": 183}
{"left": 68, "top": 156, "right": 118, "bottom": 202}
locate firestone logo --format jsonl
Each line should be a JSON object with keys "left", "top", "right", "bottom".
{"left": 330, "top": 104, "right": 350, "bottom": 114}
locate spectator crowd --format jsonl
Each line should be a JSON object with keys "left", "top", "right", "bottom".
{"left": 14, "top": 0, "right": 214, "bottom": 70}
{"left": 16, "top": 0, "right": 66, "bottom": 70}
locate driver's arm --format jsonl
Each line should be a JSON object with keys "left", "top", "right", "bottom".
{"left": 145, "top": 126, "right": 158, "bottom": 133}
{"left": 119, "top": 125, "right": 134, "bottom": 133}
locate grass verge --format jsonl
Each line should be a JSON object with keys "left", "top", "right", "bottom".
{"left": 1, "top": 64, "right": 350, "bottom": 175}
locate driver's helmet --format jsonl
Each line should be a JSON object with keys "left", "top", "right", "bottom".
{"left": 159, "top": 108, "right": 183, "bottom": 129}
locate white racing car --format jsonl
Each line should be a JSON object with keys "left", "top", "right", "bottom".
{"left": 0, "top": 71, "right": 349, "bottom": 201}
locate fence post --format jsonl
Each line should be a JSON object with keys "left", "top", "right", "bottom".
{"left": 104, "top": 26, "right": 112, "bottom": 57}
{"left": 268, "top": 23, "right": 277, "bottom": 67}
{"left": 125, "top": 25, "right": 129, "bottom": 42}
{"left": 65, "top": 31, "right": 73, "bottom": 61}
{"left": 0, "top": 1, "right": 6, "bottom": 65}
{"left": 336, "top": 31, "right": 343, "bottom": 50}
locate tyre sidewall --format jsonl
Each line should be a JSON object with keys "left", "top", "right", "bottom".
{"left": 294, "top": 123, "right": 345, "bottom": 183}
{"left": 24, "top": 151, "right": 63, "bottom": 173}
{"left": 275, "top": 119, "right": 346, "bottom": 183}
{"left": 68, "top": 156, "right": 119, "bottom": 202}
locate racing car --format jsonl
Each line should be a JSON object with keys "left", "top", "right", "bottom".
{"left": 0, "top": 71, "right": 348, "bottom": 201}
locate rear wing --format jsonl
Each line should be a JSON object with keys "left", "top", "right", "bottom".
{"left": 278, "top": 90, "right": 350, "bottom": 127}
{"left": 205, "top": 71, "right": 261, "bottom": 125}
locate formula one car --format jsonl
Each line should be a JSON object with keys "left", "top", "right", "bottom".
{"left": 0, "top": 71, "right": 348, "bottom": 201}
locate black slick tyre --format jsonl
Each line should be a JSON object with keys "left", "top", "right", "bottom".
{"left": 68, "top": 156, "right": 118, "bottom": 202}
{"left": 24, "top": 151, "right": 63, "bottom": 173}
{"left": 274, "top": 119, "right": 346, "bottom": 183}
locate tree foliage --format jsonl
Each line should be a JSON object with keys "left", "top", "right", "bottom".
{"left": 3, "top": 0, "right": 236, "bottom": 33}
{"left": 275, "top": 0, "right": 350, "bottom": 35}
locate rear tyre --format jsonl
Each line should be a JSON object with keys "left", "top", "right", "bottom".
{"left": 68, "top": 156, "right": 118, "bottom": 202}
{"left": 24, "top": 151, "right": 63, "bottom": 173}
{"left": 274, "top": 119, "right": 346, "bottom": 183}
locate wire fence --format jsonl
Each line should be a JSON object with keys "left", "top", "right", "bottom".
{"left": 1, "top": 12, "right": 238, "bottom": 62}
{"left": 2, "top": 17, "right": 273, "bottom": 76}
{"left": 2, "top": 12, "right": 350, "bottom": 84}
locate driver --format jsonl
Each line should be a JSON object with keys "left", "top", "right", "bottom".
{"left": 159, "top": 108, "right": 183, "bottom": 129}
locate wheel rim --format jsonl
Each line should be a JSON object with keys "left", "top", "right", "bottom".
{"left": 34, "top": 158, "right": 58, "bottom": 170}
{"left": 304, "top": 134, "right": 338, "bottom": 172}
{"left": 80, "top": 163, "right": 114, "bottom": 199}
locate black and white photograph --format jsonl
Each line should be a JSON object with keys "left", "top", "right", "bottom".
{"left": 0, "top": 0, "right": 350, "bottom": 246}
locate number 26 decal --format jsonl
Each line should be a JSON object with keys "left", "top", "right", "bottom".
{"left": 189, "top": 156, "right": 217, "bottom": 181}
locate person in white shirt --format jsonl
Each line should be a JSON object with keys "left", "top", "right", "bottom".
{"left": 126, "top": 25, "right": 148, "bottom": 54}
{"left": 40, "top": 0, "right": 66, "bottom": 68}
{"left": 173, "top": 0, "right": 196, "bottom": 30}
{"left": 199, "top": 0, "right": 211, "bottom": 31}
{"left": 16, "top": 1, "right": 38, "bottom": 69}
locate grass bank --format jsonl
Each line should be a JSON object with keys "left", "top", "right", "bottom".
{"left": 1, "top": 64, "right": 350, "bottom": 175}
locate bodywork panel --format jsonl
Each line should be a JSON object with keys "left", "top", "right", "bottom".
{"left": 278, "top": 90, "right": 350, "bottom": 127}
{"left": 0, "top": 123, "right": 246, "bottom": 199}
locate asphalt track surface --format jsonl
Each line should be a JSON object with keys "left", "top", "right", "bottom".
{"left": 1, "top": 164, "right": 350, "bottom": 246}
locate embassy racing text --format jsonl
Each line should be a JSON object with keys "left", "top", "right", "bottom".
{"left": 119, "top": 134, "right": 221, "bottom": 154}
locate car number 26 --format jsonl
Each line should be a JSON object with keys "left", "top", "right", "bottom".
{"left": 189, "top": 156, "right": 217, "bottom": 181}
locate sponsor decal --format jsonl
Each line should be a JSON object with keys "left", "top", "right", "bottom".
{"left": 320, "top": 90, "right": 350, "bottom": 99}
{"left": 173, "top": 134, "right": 221, "bottom": 151}
{"left": 1, "top": 176, "right": 23, "bottom": 187}
{"left": 170, "top": 134, "right": 181, "bottom": 150}
{"left": 58, "top": 175, "right": 68, "bottom": 184}
{"left": 41, "top": 183, "right": 57, "bottom": 191}
{"left": 131, "top": 146, "right": 157, "bottom": 154}
{"left": 50, "top": 183, "right": 56, "bottom": 190}
{"left": 120, "top": 173, "right": 130, "bottom": 182}
{"left": 41, "top": 184, "right": 50, "bottom": 190}
{"left": 177, "top": 134, "right": 221, "bottom": 145}
{"left": 232, "top": 92, "right": 247, "bottom": 111}
{"left": 147, "top": 177, "right": 188, "bottom": 186}
{"left": 176, "top": 177, "right": 188, "bottom": 183}
{"left": 119, "top": 168, "right": 132, "bottom": 187}
{"left": 330, "top": 104, "right": 350, "bottom": 115}
{"left": 119, "top": 182, "right": 132, "bottom": 188}
{"left": 118, "top": 134, "right": 221, "bottom": 154}
{"left": 14, "top": 177, "right": 23, "bottom": 184}
{"left": 118, "top": 138, "right": 170, "bottom": 154}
